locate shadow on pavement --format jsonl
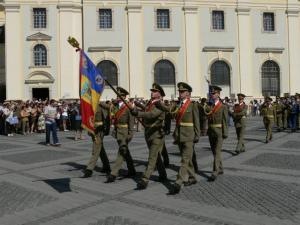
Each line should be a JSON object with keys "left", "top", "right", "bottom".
{"left": 38, "top": 178, "right": 73, "bottom": 193}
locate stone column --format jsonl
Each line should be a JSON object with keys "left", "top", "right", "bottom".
{"left": 183, "top": 6, "right": 202, "bottom": 97}
{"left": 286, "top": 1, "right": 300, "bottom": 94}
{"left": 236, "top": 7, "right": 253, "bottom": 96}
{"left": 126, "top": 4, "right": 145, "bottom": 97}
{"left": 4, "top": 3, "right": 23, "bottom": 100}
{"left": 57, "top": 1, "right": 82, "bottom": 99}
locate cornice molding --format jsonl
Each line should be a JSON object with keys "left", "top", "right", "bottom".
{"left": 183, "top": 6, "right": 198, "bottom": 14}
{"left": 126, "top": 5, "right": 142, "bottom": 13}
{"left": 26, "top": 32, "right": 52, "bottom": 41}
{"left": 4, "top": 3, "right": 20, "bottom": 12}
{"left": 286, "top": 9, "right": 300, "bottom": 17}
{"left": 255, "top": 47, "right": 284, "bottom": 53}
{"left": 236, "top": 7, "right": 251, "bottom": 16}
{"left": 57, "top": 3, "right": 82, "bottom": 11}
{"left": 147, "top": 46, "right": 180, "bottom": 52}
{"left": 203, "top": 46, "right": 234, "bottom": 52}
{"left": 88, "top": 47, "right": 122, "bottom": 52}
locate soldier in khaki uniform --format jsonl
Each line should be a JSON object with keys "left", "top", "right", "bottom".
{"left": 282, "top": 97, "right": 289, "bottom": 130}
{"left": 106, "top": 87, "right": 136, "bottom": 183}
{"left": 166, "top": 82, "right": 200, "bottom": 194}
{"left": 199, "top": 98, "right": 208, "bottom": 136}
{"left": 131, "top": 83, "right": 167, "bottom": 189}
{"left": 231, "top": 93, "right": 247, "bottom": 155}
{"left": 82, "top": 103, "right": 111, "bottom": 178}
{"left": 273, "top": 96, "right": 283, "bottom": 132}
{"left": 260, "top": 97, "right": 276, "bottom": 143}
{"left": 205, "top": 86, "right": 228, "bottom": 182}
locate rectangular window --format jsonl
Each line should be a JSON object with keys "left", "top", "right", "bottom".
{"left": 33, "top": 8, "right": 47, "bottom": 29}
{"left": 263, "top": 12, "right": 275, "bottom": 32}
{"left": 99, "top": 9, "right": 112, "bottom": 29}
{"left": 212, "top": 10, "right": 224, "bottom": 30}
{"left": 157, "top": 9, "right": 170, "bottom": 29}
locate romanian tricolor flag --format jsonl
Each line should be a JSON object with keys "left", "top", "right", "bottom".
{"left": 79, "top": 50, "right": 104, "bottom": 133}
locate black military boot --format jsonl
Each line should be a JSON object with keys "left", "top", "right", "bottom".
{"left": 169, "top": 183, "right": 181, "bottom": 195}
{"left": 136, "top": 179, "right": 148, "bottom": 190}
{"left": 105, "top": 174, "right": 116, "bottom": 183}
{"left": 183, "top": 177, "right": 197, "bottom": 186}
{"left": 82, "top": 169, "right": 93, "bottom": 178}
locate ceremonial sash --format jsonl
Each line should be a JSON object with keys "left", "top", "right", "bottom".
{"left": 113, "top": 105, "right": 127, "bottom": 125}
{"left": 176, "top": 99, "right": 191, "bottom": 125}
{"left": 207, "top": 101, "right": 222, "bottom": 117}
{"left": 234, "top": 103, "right": 245, "bottom": 113}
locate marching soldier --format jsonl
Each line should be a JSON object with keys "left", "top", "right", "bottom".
{"left": 205, "top": 86, "right": 228, "bottom": 182}
{"left": 82, "top": 102, "right": 111, "bottom": 178}
{"left": 231, "top": 93, "right": 247, "bottom": 155}
{"left": 199, "top": 98, "right": 208, "bottom": 136}
{"left": 131, "top": 83, "right": 168, "bottom": 190}
{"left": 106, "top": 87, "right": 136, "bottom": 183}
{"left": 260, "top": 97, "right": 276, "bottom": 143}
{"left": 273, "top": 96, "right": 283, "bottom": 132}
{"left": 167, "top": 82, "right": 200, "bottom": 194}
{"left": 282, "top": 97, "right": 289, "bottom": 130}
{"left": 296, "top": 94, "right": 300, "bottom": 130}
{"left": 289, "top": 96, "right": 299, "bottom": 132}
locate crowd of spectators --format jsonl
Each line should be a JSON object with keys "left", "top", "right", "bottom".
{"left": 0, "top": 99, "right": 83, "bottom": 139}
{"left": 1, "top": 95, "right": 296, "bottom": 139}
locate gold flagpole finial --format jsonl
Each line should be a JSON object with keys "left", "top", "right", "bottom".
{"left": 67, "top": 36, "right": 81, "bottom": 51}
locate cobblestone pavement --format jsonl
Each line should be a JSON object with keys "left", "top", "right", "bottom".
{"left": 0, "top": 117, "right": 299, "bottom": 225}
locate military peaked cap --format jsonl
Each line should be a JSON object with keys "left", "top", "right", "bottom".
{"left": 177, "top": 82, "right": 193, "bottom": 92}
{"left": 116, "top": 87, "right": 129, "bottom": 96}
{"left": 210, "top": 85, "right": 222, "bottom": 93}
{"left": 150, "top": 83, "right": 165, "bottom": 97}
{"left": 265, "top": 96, "right": 273, "bottom": 102}
{"left": 237, "top": 93, "right": 246, "bottom": 98}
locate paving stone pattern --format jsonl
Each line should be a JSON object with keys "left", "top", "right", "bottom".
{"left": 243, "top": 153, "right": 300, "bottom": 170}
{"left": 0, "top": 117, "right": 300, "bottom": 225}
{"left": 88, "top": 216, "right": 148, "bottom": 225}
{"left": 280, "top": 141, "right": 300, "bottom": 149}
{"left": 0, "top": 150, "right": 79, "bottom": 164}
{"left": 0, "top": 143, "right": 25, "bottom": 150}
{"left": 0, "top": 181, "right": 57, "bottom": 217}
{"left": 175, "top": 175, "right": 300, "bottom": 220}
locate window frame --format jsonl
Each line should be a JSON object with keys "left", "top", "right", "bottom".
{"left": 153, "top": 59, "right": 176, "bottom": 86}
{"left": 262, "top": 11, "right": 276, "bottom": 33}
{"left": 32, "top": 43, "right": 49, "bottom": 68}
{"left": 97, "top": 8, "right": 114, "bottom": 31}
{"left": 210, "top": 60, "right": 231, "bottom": 86}
{"left": 211, "top": 10, "right": 225, "bottom": 32}
{"left": 96, "top": 60, "right": 119, "bottom": 87}
{"left": 155, "top": 8, "right": 172, "bottom": 31}
{"left": 32, "top": 7, "right": 48, "bottom": 30}
{"left": 261, "top": 60, "right": 280, "bottom": 96}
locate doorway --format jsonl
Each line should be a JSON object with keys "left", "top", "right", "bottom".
{"left": 32, "top": 88, "right": 49, "bottom": 100}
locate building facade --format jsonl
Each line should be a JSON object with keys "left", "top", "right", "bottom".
{"left": 1, "top": 0, "right": 300, "bottom": 101}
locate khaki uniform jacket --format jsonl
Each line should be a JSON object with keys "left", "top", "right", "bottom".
{"left": 173, "top": 102, "right": 200, "bottom": 143}
{"left": 232, "top": 103, "right": 248, "bottom": 128}
{"left": 205, "top": 103, "right": 229, "bottom": 138}
{"left": 274, "top": 102, "right": 283, "bottom": 115}
{"left": 112, "top": 104, "right": 134, "bottom": 144}
{"left": 137, "top": 103, "right": 165, "bottom": 141}
{"left": 260, "top": 104, "right": 276, "bottom": 122}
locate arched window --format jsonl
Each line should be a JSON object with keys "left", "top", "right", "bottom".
{"left": 33, "top": 44, "right": 47, "bottom": 66}
{"left": 261, "top": 60, "right": 280, "bottom": 96}
{"left": 210, "top": 60, "right": 230, "bottom": 86}
{"left": 154, "top": 60, "right": 175, "bottom": 85}
{"left": 96, "top": 60, "right": 118, "bottom": 86}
